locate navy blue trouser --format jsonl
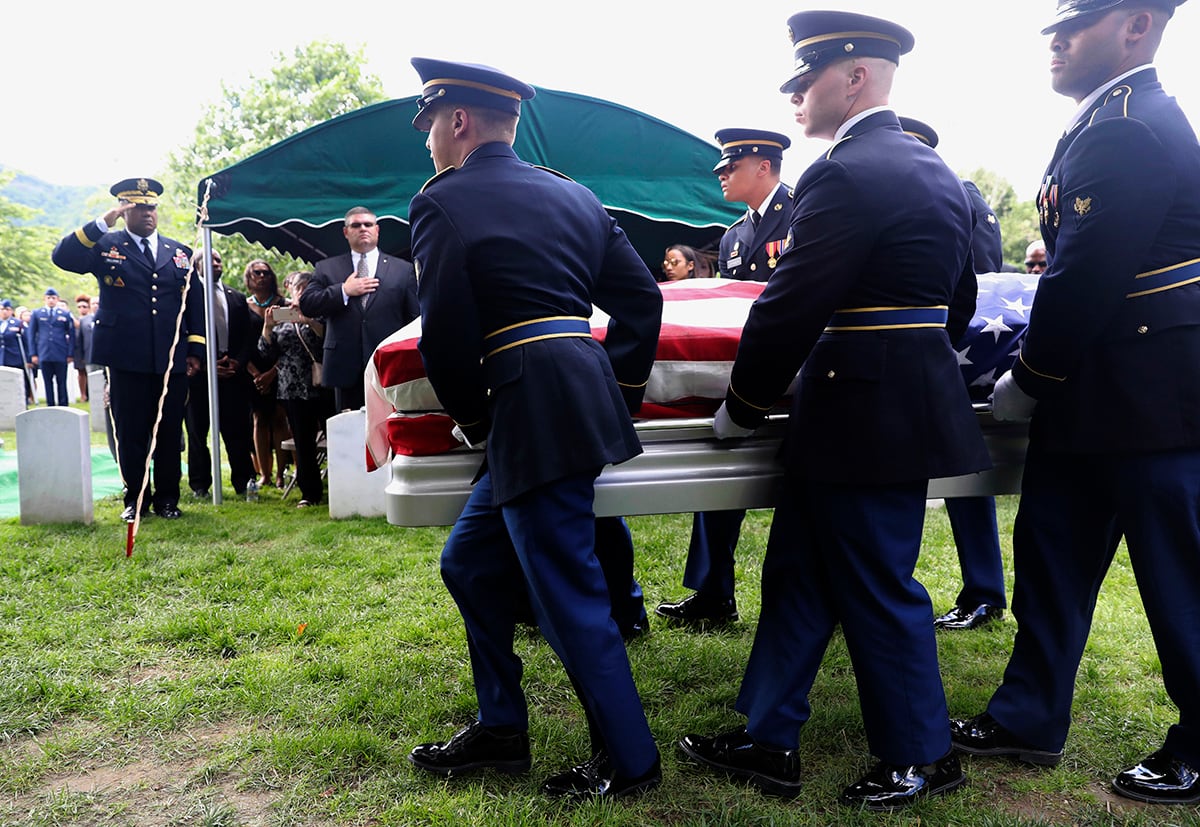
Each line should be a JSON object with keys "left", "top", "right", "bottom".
{"left": 988, "top": 443, "right": 1200, "bottom": 767}
{"left": 945, "top": 496, "right": 1007, "bottom": 609}
{"left": 439, "top": 469, "right": 658, "bottom": 777}
{"left": 682, "top": 509, "right": 746, "bottom": 600}
{"left": 736, "top": 477, "right": 951, "bottom": 764}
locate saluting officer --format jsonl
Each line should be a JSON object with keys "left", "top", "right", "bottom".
{"left": 657, "top": 128, "right": 793, "bottom": 630}
{"left": 952, "top": 0, "right": 1200, "bottom": 805}
{"left": 403, "top": 59, "right": 663, "bottom": 800}
{"left": 678, "top": 11, "right": 988, "bottom": 809}
{"left": 52, "top": 178, "right": 205, "bottom": 521}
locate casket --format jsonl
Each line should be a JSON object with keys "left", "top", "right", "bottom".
{"left": 368, "top": 275, "right": 1036, "bottom": 527}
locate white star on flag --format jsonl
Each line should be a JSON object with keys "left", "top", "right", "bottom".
{"left": 1001, "top": 296, "right": 1031, "bottom": 318}
{"left": 970, "top": 368, "right": 998, "bottom": 388}
{"left": 980, "top": 314, "right": 1012, "bottom": 342}
{"left": 956, "top": 345, "right": 974, "bottom": 367}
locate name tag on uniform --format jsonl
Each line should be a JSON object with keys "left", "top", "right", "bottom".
{"left": 727, "top": 257, "right": 742, "bottom": 267}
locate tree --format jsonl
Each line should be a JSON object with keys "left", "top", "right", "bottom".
{"left": 0, "top": 171, "right": 81, "bottom": 304}
{"left": 960, "top": 167, "right": 1041, "bottom": 269}
{"left": 165, "top": 41, "right": 389, "bottom": 286}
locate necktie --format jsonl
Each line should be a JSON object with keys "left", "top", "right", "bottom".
{"left": 749, "top": 211, "right": 760, "bottom": 229}
{"left": 356, "top": 253, "right": 369, "bottom": 308}
{"left": 213, "top": 287, "right": 228, "bottom": 353}
{"left": 142, "top": 238, "right": 155, "bottom": 268}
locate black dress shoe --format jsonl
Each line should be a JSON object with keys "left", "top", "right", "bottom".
{"left": 119, "top": 505, "right": 148, "bottom": 523}
{"left": 678, "top": 726, "right": 801, "bottom": 798}
{"left": 655, "top": 592, "right": 738, "bottom": 628}
{"left": 934, "top": 603, "right": 1004, "bottom": 630}
{"left": 191, "top": 488, "right": 210, "bottom": 500}
{"left": 950, "top": 712, "right": 1063, "bottom": 766}
{"left": 152, "top": 503, "right": 183, "bottom": 520}
{"left": 409, "top": 720, "right": 531, "bottom": 777}
{"left": 541, "top": 750, "right": 662, "bottom": 799}
{"left": 839, "top": 752, "right": 966, "bottom": 810}
{"left": 1112, "top": 749, "right": 1200, "bottom": 804}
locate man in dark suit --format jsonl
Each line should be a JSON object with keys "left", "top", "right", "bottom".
{"left": 184, "top": 248, "right": 258, "bottom": 498}
{"left": 28, "top": 288, "right": 75, "bottom": 406}
{"left": 951, "top": 0, "right": 1200, "bottom": 805}
{"left": 299, "top": 207, "right": 419, "bottom": 413}
{"left": 678, "top": 11, "right": 988, "bottom": 809}
{"left": 656, "top": 128, "right": 792, "bottom": 630}
{"left": 403, "top": 58, "right": 663, "bottom": 800}
{"left": 52, "top": 177, "right": 205, "bottom": 521}
{"left": 899, "top": 116, "right": 1010, "bottom": 633}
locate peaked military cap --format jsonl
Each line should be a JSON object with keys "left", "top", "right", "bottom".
{"left": 1, "top": 299, "right": 12, "bottom": 309}
{"left": 898, "top": 117, "right": 939, "bottom": 149}
{"left": 1041, "top": 0, "right": 1186, "bottom": 33}
{"left": 44, "top": 287, "right": 59, "bottom": 297}
{"left": 110, "top": 177, "right": 162, "bottom": 206}
{"left": 713, "top": 129, "right": 792, "bottom": 173}
{"left": 410, "top": 57, "right": 536, "bottom": 130}
{"left": 781, "top": 11, "right": 915, "bottom": 93}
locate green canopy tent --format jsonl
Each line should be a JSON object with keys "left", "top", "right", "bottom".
{"left": 197, "top": 88, "right": 743, "bottom": 269}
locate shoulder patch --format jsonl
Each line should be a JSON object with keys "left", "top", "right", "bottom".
{"left": 533, "top": 164, "right": 575, "bottom": 183}
{"left": 420, "top": 166, "right": 457, "bottom": 193}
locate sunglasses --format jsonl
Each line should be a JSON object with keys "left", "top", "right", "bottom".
{"left": 347, "top": 221, "right": 377, "bottom": 229}
{"left": 662, "top": 258, "right": 684, "bottom": 269}
{"left": 1025, "top": 260, "right": 1046, "bottom": 269}
{"left": 251, "top": 269, "right": 271, "bottom": 275}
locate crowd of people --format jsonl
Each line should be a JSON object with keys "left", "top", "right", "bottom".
{"left": 46, "top": 179, "right": 419, "bottom": 518}
{"left": 21, "top": 0, "right": 1200, "bottom": 813}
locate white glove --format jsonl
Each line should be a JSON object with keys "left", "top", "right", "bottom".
{"left": 712, "top": 402, "right": 756, "bottom": 440}
{"left": 451, "top": 424, "right": 486, "bottom": 450}
{"left": 990, "top": 371, "right": 1037, "bottom": 423}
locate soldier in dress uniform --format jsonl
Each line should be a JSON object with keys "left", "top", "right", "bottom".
{"left": 899, "top": 116, "right": 1010, "bottom": 633}
{"left": 657, "top": 128, "right": 793, "bottom": 629}
{"left": 52, "top": 178, "right": 205, "bottom": 521}
{"left": 678, "top": 11, "right": 989, "bottom": 809}
{"left": 0, "top": 299, "right": 34, "bottom": 406}
{"left": 403, "top": 58, "right": 664, "bottom": 800}
{"left": 951, "top": 0, "right": 1200, "bottom": 805}
{"left": 28, "top": 288, "right": 76, "bottom": 406}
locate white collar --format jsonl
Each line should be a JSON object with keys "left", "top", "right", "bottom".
{"left": 834, "top": 106, "right": 893, "bottom": 142}
{"left": 750, "top": 182, "right": 783, "bottom": 220}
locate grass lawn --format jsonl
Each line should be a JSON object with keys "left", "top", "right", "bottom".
{"left": 0, "top": 425, "right": 1195, "bottom": 825}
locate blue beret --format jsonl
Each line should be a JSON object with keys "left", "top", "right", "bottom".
{"left": 713, "top": 129, "right": 792, "bottom": 173}
{"left": 781, "top": 11, "right": 914, "bottom": 93}
{"left": 898, "top": 117, "right": 939, "bottom": 149}
{"left": 110, "top": 177, "right": 162, "bottom": 205}
{"left": 1041, "top": 0, "right": 1186, "bottom": 34}
{"left": 410, "top": 58, "right": 536, "bottom": 130}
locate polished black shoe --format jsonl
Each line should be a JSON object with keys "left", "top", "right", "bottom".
{"left": 152, "top": 503, "right": 183, "bottom": 520}
{"left": 119, "top": 505, "right": 148, "bottom": 523}
{"left": 409, "top": 720, "right": 531, "bottom": 777}
{"left": 840, "top": 752, "right": 966, "bottom": 810}
{"left": 1112, "top": 749, "right": 1200, "bottom": 804}
{"left": 190, "top": 488, "right": 210, "bottom": 500}
{"left": 934, "top": 603, "right": 1004, "bottom": 630}
{"left": 678, "top": 726, "right": 801, "bottom": 798}
{"left": 655, "top": 592, "right": 738, "bottom": 629}
{"left": 541, "top": 750, "right": 662, "bottom": 799}
{"left": 950, "top": 712, "right": 1063, "bottom": 766}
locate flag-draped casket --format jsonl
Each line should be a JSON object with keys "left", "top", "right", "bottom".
{"left": 365, "top": 274, "right": 1038, "bottom": 471}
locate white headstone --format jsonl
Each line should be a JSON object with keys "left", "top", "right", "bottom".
{"left": 15, "top": 406, "right": 93, "bottom": 524}
{"left": 326, "top": 409, "right": 388, "bottom": 519}
{"left": 87, "top": 370, "right": 106, "bottom": 432}
{"left": 0, "top": 366, "right": 25, "bottom": 429}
